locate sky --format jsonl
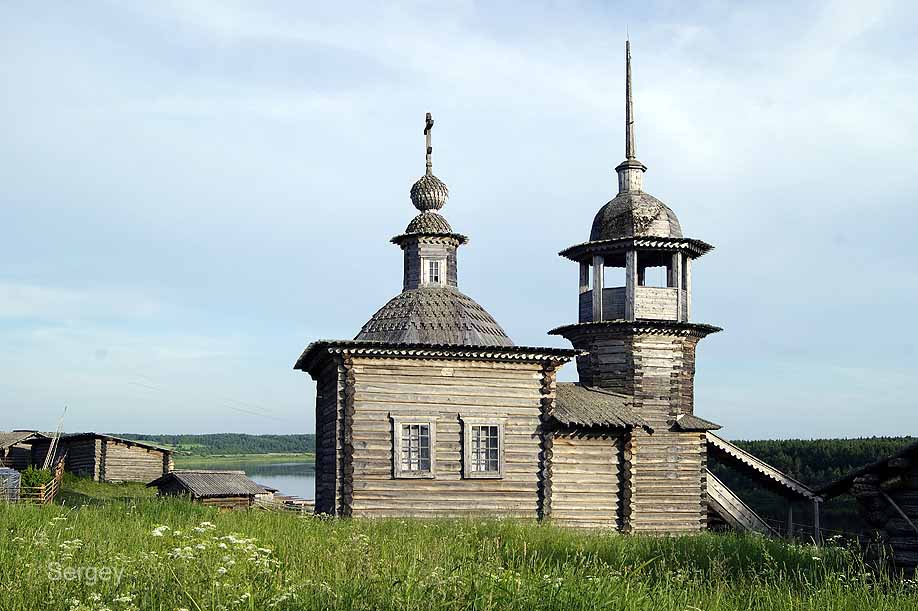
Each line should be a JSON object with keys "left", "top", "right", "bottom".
{"left": 2, "top": 1, "right": 917, "bottom": 439}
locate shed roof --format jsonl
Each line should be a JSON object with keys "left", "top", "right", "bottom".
{"left": 0, "top": 431, "right": 47, "bottom": 450}
{"left": 553, "top": 383, "right": 650, "bottom": 430}
{"left": 817, "top": 438, "right": 918, "bottom": 499}
{"left": 706, "top": 432, "right": 819, "bottom": 501}
{"left": 673, "top": 414, "right": 721, "bottom": 432}
{"left": 147, "top": 470, "right": 266, "bottom": 498}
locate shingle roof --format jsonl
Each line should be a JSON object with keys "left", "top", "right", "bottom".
{"left": 590, "top": 191, "right": 682, "bottom": 241}
{"left": 0, "top": 431, "right": 47, "bottom": 450}
{"left": 353, "top": 287, "right": 515, "bottom": 347}
{"left": 706, "top": 432, "right": 818, "bottom": 501}
{"left": 817, "top": 438, "right": 918, "bottom": 499}
{"left": 553, "top": 383, "right": 650, "bottom": 430}
{"left": 673, "top": 414, "right": 721, "bottom": 432}
{"left": 147, "top": 470, "right": 266, "bottom": 498}
{"left": 405, "top": 211, "right": 453, "bottom": 234}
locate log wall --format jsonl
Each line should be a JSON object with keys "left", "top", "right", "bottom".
{"left": 564, "top": 328, "right": 708, "bottom": 533}
{"left": 548, "top": 431, "right": 620, "bottom": 528}
{"left": 102, "top": 440, "right": 169, "bottom": 483}
{"left": 345, "top": 357, "right": 548, "bottom": 518}
{"left": 852, "top": 463, "right": 918, "bottom": 570}
{"left": 313, "top": 358, "right": 345, "bottom": 515}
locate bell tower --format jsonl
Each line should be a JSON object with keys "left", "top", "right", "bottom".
{"left": 550, "top": 41, "right": 721, "bottom": 533}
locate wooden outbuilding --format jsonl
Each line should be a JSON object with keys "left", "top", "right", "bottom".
{"left": 28, "top": 433, "right": 173, "bottom": 483}
{"left": 148, "top": 470, "right": 267, "bottom": 509}
{"left": 0, "top": 431, "right": 48, "bottom": 470}
{"left": 818, "top": 440, "right": 918, "bottom": 570}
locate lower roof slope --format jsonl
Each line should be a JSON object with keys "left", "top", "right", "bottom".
{"left": 553, "top": 383, "right": 649, "bottom": 430}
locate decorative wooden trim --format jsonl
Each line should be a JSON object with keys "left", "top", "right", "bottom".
{"left": 390, "top": 414, "right": 438, "bottom": 479}
{"left": 549, "top": 319, "right": 722, "bottom": 340}
{"left": 559, "top": 236, "right": 714, "bottom": 261}
{"left": 296, "top": 341, "right": 578, "bottom": 373}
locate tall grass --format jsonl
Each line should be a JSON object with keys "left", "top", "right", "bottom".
{"left": 0, "top": 485, "right": 915, "bottom": 610}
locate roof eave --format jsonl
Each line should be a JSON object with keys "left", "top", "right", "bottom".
{"left": 559, "top": 236, "right": 715, "bottom": 262}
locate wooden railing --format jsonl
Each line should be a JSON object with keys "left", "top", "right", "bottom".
{"left": 17, "top": 454, "right": 66, "bottom": 505}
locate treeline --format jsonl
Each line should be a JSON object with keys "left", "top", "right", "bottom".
{"left": 115, "top": 433, "right": 316, "bottom": 456}
{"left": 712, "top": 436, "right": 916, "bottom": 535}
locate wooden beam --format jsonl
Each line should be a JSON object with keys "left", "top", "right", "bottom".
{"left": 625, "top": 250, "right": 637, "bottom": 321}
{"left": 592, "top": 255, "right": 604, "bottom": 322}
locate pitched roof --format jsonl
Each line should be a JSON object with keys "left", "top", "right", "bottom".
{"left": 817, "top": 438, "right": 918, "bottom": 499}
{"left": 706, "top": 432, "right": 818, "bottom": 501}
{"left": 673, "top": 414, "right": 721, "bottom": 432}
{"left": 147, "top": 470, "right": 266, "bottom": 498}
{"left": 0, "top": 431, "right": 47, "bottom": 450}
{"left": 552, "top": 383, "right": 650, "bottom": 430}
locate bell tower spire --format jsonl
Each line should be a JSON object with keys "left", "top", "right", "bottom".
{"left": 616, "top": 40, "right": 647, "bottom": 194}
{"left": 625, "top": 39, "right": 635, "bottom": 160}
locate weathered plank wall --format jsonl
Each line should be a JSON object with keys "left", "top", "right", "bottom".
{"left": 852, "top": 464, "right": 918, "bottom": 570}
{"left": 102, "top": 440, "right": 169, "bottom": 483}
{"left": 549, "top": 431, "right": 620, "bottom": 528}
{"left": 313, "top": 358, "right": 344, "bottom": 515}
{"left": 346, "top": 357, "right": 547, "bottom": 518}
{"left": 627, "top": 334, "right": 706, "bottom": 533}
{"left": 200, "top": 496, "right": 253, "bottom": 509}
{"left": 64, "top": 439, "right": 100, "bottom": 479}
{"left": 2, "top": 444, "right": 32, "bottom": 470}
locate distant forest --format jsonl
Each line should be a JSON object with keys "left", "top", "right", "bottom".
{"left": 116, "top": 433, "right": 316, "bottom": 456}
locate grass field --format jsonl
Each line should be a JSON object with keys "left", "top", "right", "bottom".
{"left": 0, "top": 477, "right": 915, "bottom": 611}
{"left": 173, "top": 452, "right": 315, "bottom": 469}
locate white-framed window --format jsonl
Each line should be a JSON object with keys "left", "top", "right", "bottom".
{"left": 461, "top": 417, "right": 505, "bottom": 479}
{"left": 391, "top": 415, "right": 436, "bottom": 478}
{"left": 422, "top": 258, "right": 446, "bottom": 286}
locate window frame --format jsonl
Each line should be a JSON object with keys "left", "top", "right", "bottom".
{"left": 421, "top": 257, "right": 447, "bottom": 287}
{"left": 390, "top": 415, "right": 437, "bottom": 479}
{"left": 460, "top": 416, "right": 505, "bottom": 479}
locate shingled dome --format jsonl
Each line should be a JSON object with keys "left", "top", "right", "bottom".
{"left": 410, "top": 174, "right": 449, "bottom": 211}
{"left": 405, "top": 211, "right": 452, "bottom": 234}
{"left": 355, "top": 287, "right": 513, "bottom": 346}
{"left": 590, "top": 191, "right": 682, "bottom": 241}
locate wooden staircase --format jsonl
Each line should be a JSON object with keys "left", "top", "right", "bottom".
{"left": 706, "top": 469, "right": 776, "bottom": 535}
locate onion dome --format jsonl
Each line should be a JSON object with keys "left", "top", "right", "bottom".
{"left": 405, "top": 210, "right": 453, "bottom": 234}
{"left": 355, "top": 287, "right": 513, "bottom": 346}
{"left": 410, "top": 174, "right": 449, "bottom": 211}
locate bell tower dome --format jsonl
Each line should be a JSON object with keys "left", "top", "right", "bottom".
{"left": 549, "top": 41, "right": 721, "bottom": 534}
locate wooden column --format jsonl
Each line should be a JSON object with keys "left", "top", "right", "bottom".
{"left": 673, "top": 252, "right": 684, "bottom": 322}
{"left": 813, "top": 499, "right": 821, "bottom": 545}
{"left": 592, "top": 255, "right": 604, "bottom": 322}
{"left": 684, "top": 255, "right": 692, "bottom": 321}
{"left": 786, "top": 503, "right": 795, "bottom": 539}
{"left": 625, "top": 250, "right": 637, "bottom": 321}
{"left": 579, "top": 262, "right": 590, "bottom": 293}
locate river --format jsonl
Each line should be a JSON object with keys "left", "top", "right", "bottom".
{"left": 185, "top": 458, "right": 315, "bottom": 500}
